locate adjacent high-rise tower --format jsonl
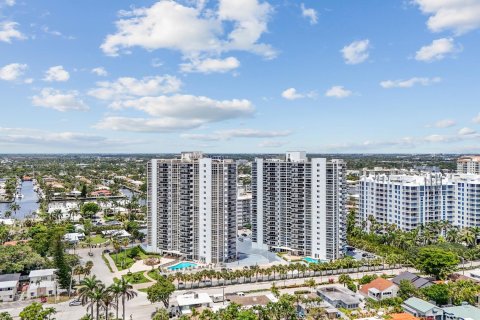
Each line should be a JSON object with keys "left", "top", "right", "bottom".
{"left": 147, "top": 152, "right": 237, "bottom": 264}
{"left": 251, "top": 152, "right": 347, "bottom": 261}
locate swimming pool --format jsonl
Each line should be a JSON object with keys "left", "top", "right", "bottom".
{"left": 168, "top": 262, "right": 198, "bottom": 271}
{"left": 303, "top": 257, "right": 326, "bottom": 264}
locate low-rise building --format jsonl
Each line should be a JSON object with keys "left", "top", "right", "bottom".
{"left": 317, "top": 286, "right": 362, "bottom": 309}
{"left": 27, "top": 269, "right": 57, "bottom": 298}
{"left": 359, "top": 278, "right": 398, "bottom": 301}
{"left": 392, "top": 272, "right": 433, "bottom": 289}
{"left": 0, "top": 273, "right": 20, "bottom": 302}
{"left": 176, "top": 292, "right": 213, "bottom": 315}
{"left": 226, "top": 294, "right": 273, "bottom": 308}
{"left": 63, "top": 232, "right": 85, "bottom": 244}
{"left": 443, "top": 303, "right": 480, "bottom": 320}
{"left": 402, "top": 297, "right": 443, "bottom": 320}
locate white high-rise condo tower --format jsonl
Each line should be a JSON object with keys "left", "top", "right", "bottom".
{"left": 251, "top": 152, "right": 347, "bottom": 261}
{"left": 147, "top": 152, "right": 237, "bottom": 264}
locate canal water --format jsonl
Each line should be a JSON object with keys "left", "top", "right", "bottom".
{"left": 0, "top": 181, "right": 39, "bottom": 219}
{"left": 120, "top": 188, "right": 146, "bottom": 206}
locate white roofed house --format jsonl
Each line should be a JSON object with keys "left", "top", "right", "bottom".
{"left": 176, "top": 292, "right": 213, "bottom": 315}
{"left": 63, "top": 232, "right": 85, "bottom": 244}
{"left": 27, "top": 269, "right": 57, "bottom": 298}
{"left": 0, "top": 273, "right": 20, "bottom": 302}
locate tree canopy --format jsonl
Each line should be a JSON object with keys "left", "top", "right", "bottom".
{"left": 414, "top": 247, "right": 459, "bottom": 280}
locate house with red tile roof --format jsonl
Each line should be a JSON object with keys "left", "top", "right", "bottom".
{"left": 360, "top": 277, "right": 398, "bottom": 301}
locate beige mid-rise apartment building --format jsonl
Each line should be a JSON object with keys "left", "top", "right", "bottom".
{"left": 457, "top": 156, "right": 480, "bottom": 174}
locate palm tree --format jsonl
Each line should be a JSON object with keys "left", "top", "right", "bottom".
{"left": 446, "top": 228, "right": 459, "bottom": 243}
{"left": 78, "top": 276, "right": 102, "bottom": 319}
{"left": 101, "top": 289, "right": 116, "bottom": 320}
{"left": 117, "top": 278, "right": 137, "bottom": 320}
{"left": 460, "top": 229, "right": 476, "bottom": 247}
{"left": 9, "top": 203, "right": 20, "bottom": 216}
{"left": 85, "top": 236, "right": 93, "bottom": 255}
{"left": 121, "top": 238, "right": 129, "bottom": 268}
{"left": 4, "top": 210, "right": 12, "bottom": 219}
{"left": 338, "top": 274, "right": 351, "bottom": 287}
{"left": 90, "top": 284, "right": 108, "bottom": 320}
{"left": 108, "top": 282, "right": 122, "bottom": 320}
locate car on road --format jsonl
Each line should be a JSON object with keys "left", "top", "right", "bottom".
{"left": 88, "top": 252, "right": 94, "bottom": 257}
{"left": 241, "top": 233, "right": 248, "bottom": 237}
{"left": 69, "top": 299, "right": 82, "bottom": 307}
{"left": 236, "top": 292, "right": 245, "bottom": 296}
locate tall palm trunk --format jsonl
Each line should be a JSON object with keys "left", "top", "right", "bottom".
{"left": 122, "top": 295, "right": 126, "bottom": 320}
{"left": 96, "top": 303, "right": 100, "bottom": 320}
{"left": 116, "top": 295, "right": 119, "bottom": 320}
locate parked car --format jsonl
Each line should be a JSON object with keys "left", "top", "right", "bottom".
{"left": 69, "top": 299, "right": 82, "bottom": 307}
{"left": 88, "top": 252, "right": 94, "bottom": 257}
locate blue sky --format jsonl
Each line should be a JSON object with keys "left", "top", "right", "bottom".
{"left": 1, "top": 0, "right": 480, "bottom": 153}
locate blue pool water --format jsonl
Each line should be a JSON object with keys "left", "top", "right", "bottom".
{"left": 303, "top": 257, "right": 326, "bottom": 264}
{"left": 168, "top": 262, "right": 198, "bottom": 270}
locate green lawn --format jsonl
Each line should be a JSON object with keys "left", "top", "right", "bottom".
{"left": 122, "top": 271, "right": 150, "bottom": 284}
{"left": 147, "top": 269, "right": 161, "bottom": 280}
{"left": 90, "top": 234, "right": 107, "bottom": 244}
{"left": 110, "top": 246, "right": 158, "bottom": 270}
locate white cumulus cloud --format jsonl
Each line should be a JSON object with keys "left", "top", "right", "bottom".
{"left": 380, "top": 77, "right": 441, "bottom": 89}
{"left": 415, "top": 38, "right": 461, "bottom": 62}
{"left": 180, "top": 56, "right": 240, "bottom": 73}
{"left": 0, "top": 63, "right": 27, "bottom": 81}
{"left": 325, "top": 86, "right": 352, "bottom": 98}
{"left": 341, "top": 39, "right": 370, "bottom": 64}
{"left": 413, "top": 0, "right": 480, "bottom": 35}
{"left": 32, "top": 88, "right": 89, "bottom": 112}
{"left": 91, "top": 67, "right": 108, "bottom": 77}
{"left": 0, "top": 21, "right": 24, "bottom": 43}
{"left": 101, "top": 0, "right": 275, "bottom": 60}
{"left": 88, "top": 75, "right": 182, "bottom": 100}
{"left": 96, "top": 94, "right": 254, "bottom": 132}
{"left": 43, "top": 66, "right": 70, "bottom": 82}
{"left": 301, "top": 3, "right": 318, "bottom": 25}
{"left": 458, "top": 127, "right": 476, "bottom": 135}
{"left": 281, "top": 87, "right": 316, "bottom": 100}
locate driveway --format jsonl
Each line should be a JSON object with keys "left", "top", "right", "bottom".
{"left": 76, "top": 247, "right": 115, "bottom": 285}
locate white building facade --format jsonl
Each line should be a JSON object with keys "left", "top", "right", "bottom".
{"left": 236, "top": 193, "right": 252, "bottom": 228}
{"left": 147, "top": 152, "right": 237, "bottom": 264}
{"left": 251, "top": 152, "right": 347, "bottom": 261}
{"left": 457, "top": 156, "right": 480, "bottom": 174}
{"left": 359, "top": 173, "right": 480, "bottom": 230}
